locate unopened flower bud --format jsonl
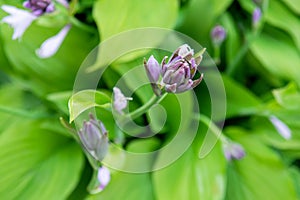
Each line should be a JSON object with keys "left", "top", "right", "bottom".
{"left": 211, "top": 25, "right": 226, "bottom": 47}
{"left": 269, "top": 115, "right": 291, "bottom": 140}
{"left": 78, "top": 114, "right": 109, "bottom": 161}
{"left": 113, "top": 87, "right": 133, "bottom": 114}
{"left": 222, "top": 141, "right": 246, "bottom": 161}
{"left": 97, "top": 166, "right": 111, "bottom": 191}
{"left": 252, "top": 7, "right": 262, "bottom": 28}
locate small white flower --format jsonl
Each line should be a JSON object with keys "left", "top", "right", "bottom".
{"left": 1, "top": 5, "right": 37, "bottom": 40}
{"left": 113, "top": 87, "right": 133, "bottom": 114}
{"left": 269, "top": 115, "right": 291, "bottom": 140}
{"left": 97, "top": 166, "right": 111, "bottom": 190}
{"left": 36, "top": 24, "right": 71, "bottom": 58}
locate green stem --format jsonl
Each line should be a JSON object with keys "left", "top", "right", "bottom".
{"left": 126, "top": 93, "right": 167, "bottom": 121}
{"left": 226, "top": 32, "right": 257, "bottom": 76}
{"left": 194, "top": 114, "right": 227, "bottom": 143}
{"left": 70, "top": 17, "right": 97, "bottom": 34}
{"left": 213, "top": 45, "right": 221, "bottom": 65}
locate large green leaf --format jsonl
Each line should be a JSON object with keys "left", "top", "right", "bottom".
{"left": 152, "top": 122, "right": 227, "bottom": 200}
{"left": 281, "top": 0, "right": 300, "bottom": 15}
{"left": 93, "top": 0, "right": 178, "bottom": 40}
{"left": 86, "top": 138, "right": 158, "bottom": 200}
{"left": 250, "top": 34, "right": 300, "bottom": 87}
{"left": 266, "top": 0, "right": 300, "bottom": 51}
{"left": 0, "top": 120, "right": 84, "bottom": 200}
{"left": 222, "top": 75, "right": 261, "bottom": 118}
{"left": 68, "top": 90, "right": 111, "bottom": 122}
{"left": 225, "top": 127, "right": 298, "bottom": 200}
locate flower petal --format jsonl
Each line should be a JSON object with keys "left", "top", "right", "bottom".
{"left": 36, "top": 24, "right": 71, "bottom": 58}
{"left": 1, "top": 5, "right": 36, "bottom": 40}
{"left": 269, "top": 115, "right": 291, "bottom": 140}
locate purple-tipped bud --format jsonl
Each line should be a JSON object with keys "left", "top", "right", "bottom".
{"left": 23, "top": 0, "right": 55, "bottom": 16}
{"left": 113, "top": 87, "right": 132, "bottom": 114}
{"left": 144, "top": 55, "right": 161, "bottom": 83}
{"left": 252, "top": 7, "right": 262, "bottom": 28}
{"left": 269, "top": 115, "right": 291, "bottom": 140}
{"left": 78, "top": 114, "right": 109, "bottom": 161}
{"left": 211, "top": 25, "right": 226, "bottom": 46}
{"left": 222, "top": 141, "right": 246, "bottom": 161}
{"left": 97, "top": 166, "right": 111, "bottom": 191}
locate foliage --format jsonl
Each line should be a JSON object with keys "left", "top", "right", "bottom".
{"left": 0, "top": 0, "right": 300, "bottom": 199}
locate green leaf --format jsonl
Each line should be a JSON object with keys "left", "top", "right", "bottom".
{"left": 87, "top": 138, "right": 156, "bottom": 200}
{"left": 281, "top": 0, "right": 300, "bottom": 15}
{"left": 47, "top": 91, "right": 72, "bottom": 115}
{"left": 222, "top": 75, "right": 261, "bottom": 118}
{"left": 272, "top": 82, "right": 300, "bottom": 110}
{"left": 152, "top": 122, "right": 227, "bottom": 200}
{"left": 93, "top": 0, "right": 178, "bottom": 40}
{"left": 250, "top": 34, "right": 300, "bottom": 87}
{"left": 266, "top": 0, "right": 300, "bottom": 51}
{"left": 225, "top": 127, "right": 298, "bottom": 200}
{"left": 86, "top": 172, "right": 154, "bottom": 200}
{"left": 68, "top": 90, "right": 111, "bottom": 123}
{"left": 0, "top": 120, "right": 84, "bottom": 200}
{"left": 177, "top": 0, "right": 233, "bottom": 47}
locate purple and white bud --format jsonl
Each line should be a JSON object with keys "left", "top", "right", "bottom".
{"left": 97, "top": 166, "right": 111, "bottom": 191}
{"left": 113, "top": 87, "right": 133, "bottom": 114}
{"left": 222, "top": 141, "right": 246, "bottom": 161}
{"left": 144, "top": 55, "right": 160, "bottom": 83}
{"left": 252, "top": 7, "right": 262, "bottom": 28}
{"left": 23, "top": 0, "right": 55, "bottom": 16}
{"left": 144, "top": 44, "right": 204, "bottom": 95}
{"left": 211, "top": 25, "right": 226, "bottom": 47}
{"left": 269, "top": 115, "right": 291, "bottom": 140}
{"left": 78, "top": 114, "right": 109, "bottom": 161}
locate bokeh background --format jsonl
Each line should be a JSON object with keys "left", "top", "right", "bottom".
{"left": 0, "top": 0, "right": 300, "bottom": 199}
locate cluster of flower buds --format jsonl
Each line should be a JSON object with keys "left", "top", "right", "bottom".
{"left": 23, "top": 0, "right": 55, "bottom": 16}
{"left": 144, "top": 44, "right": 204, "bottom": 95}
{"left": 78, "top": 114, "right": 109, "bottom": 162}
{"left": 222, "top": 141, "right": 246, "bottom": 161}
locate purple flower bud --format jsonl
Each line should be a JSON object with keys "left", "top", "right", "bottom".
{"left": 222, "top": 141, "right": 246, "bottom": 161}
{"left": 113, "top": 87, "right": 132, "bottom": 114}
{"left": 23, "top": 0, "right": 55, "bottom": 16}
{"left": 252, "top": 7, "right": 262, "bottom": 28}
{"left": 211, "top": 25, "right": 226, "bottom": 46}
{"left": 97, "top": 166, "right": 111, "bottom": 191}
{"left": 78, "top": 114, "right": 109, "bottom": 161}
{"left": 144, "top": 55, "right": 161, "bottom": 83}
{"left": 144, "top": 44, "right": 204, "bottom": 95}
{"left": 269, "top": 115, "right": 291, "bottom": 140}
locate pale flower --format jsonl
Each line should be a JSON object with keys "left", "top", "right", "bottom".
{"left": 36, "top": 24, "right": 71, "bottom": 58}
{"left": 1, "top": 5, "right": 37, "bottom": 40}
{"left": 269, "top": 115, "right": 291, "bottom": 140}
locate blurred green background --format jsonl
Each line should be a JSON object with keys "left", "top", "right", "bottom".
{"left": 0, "top": 0, "right": 300, "bottom": 199}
